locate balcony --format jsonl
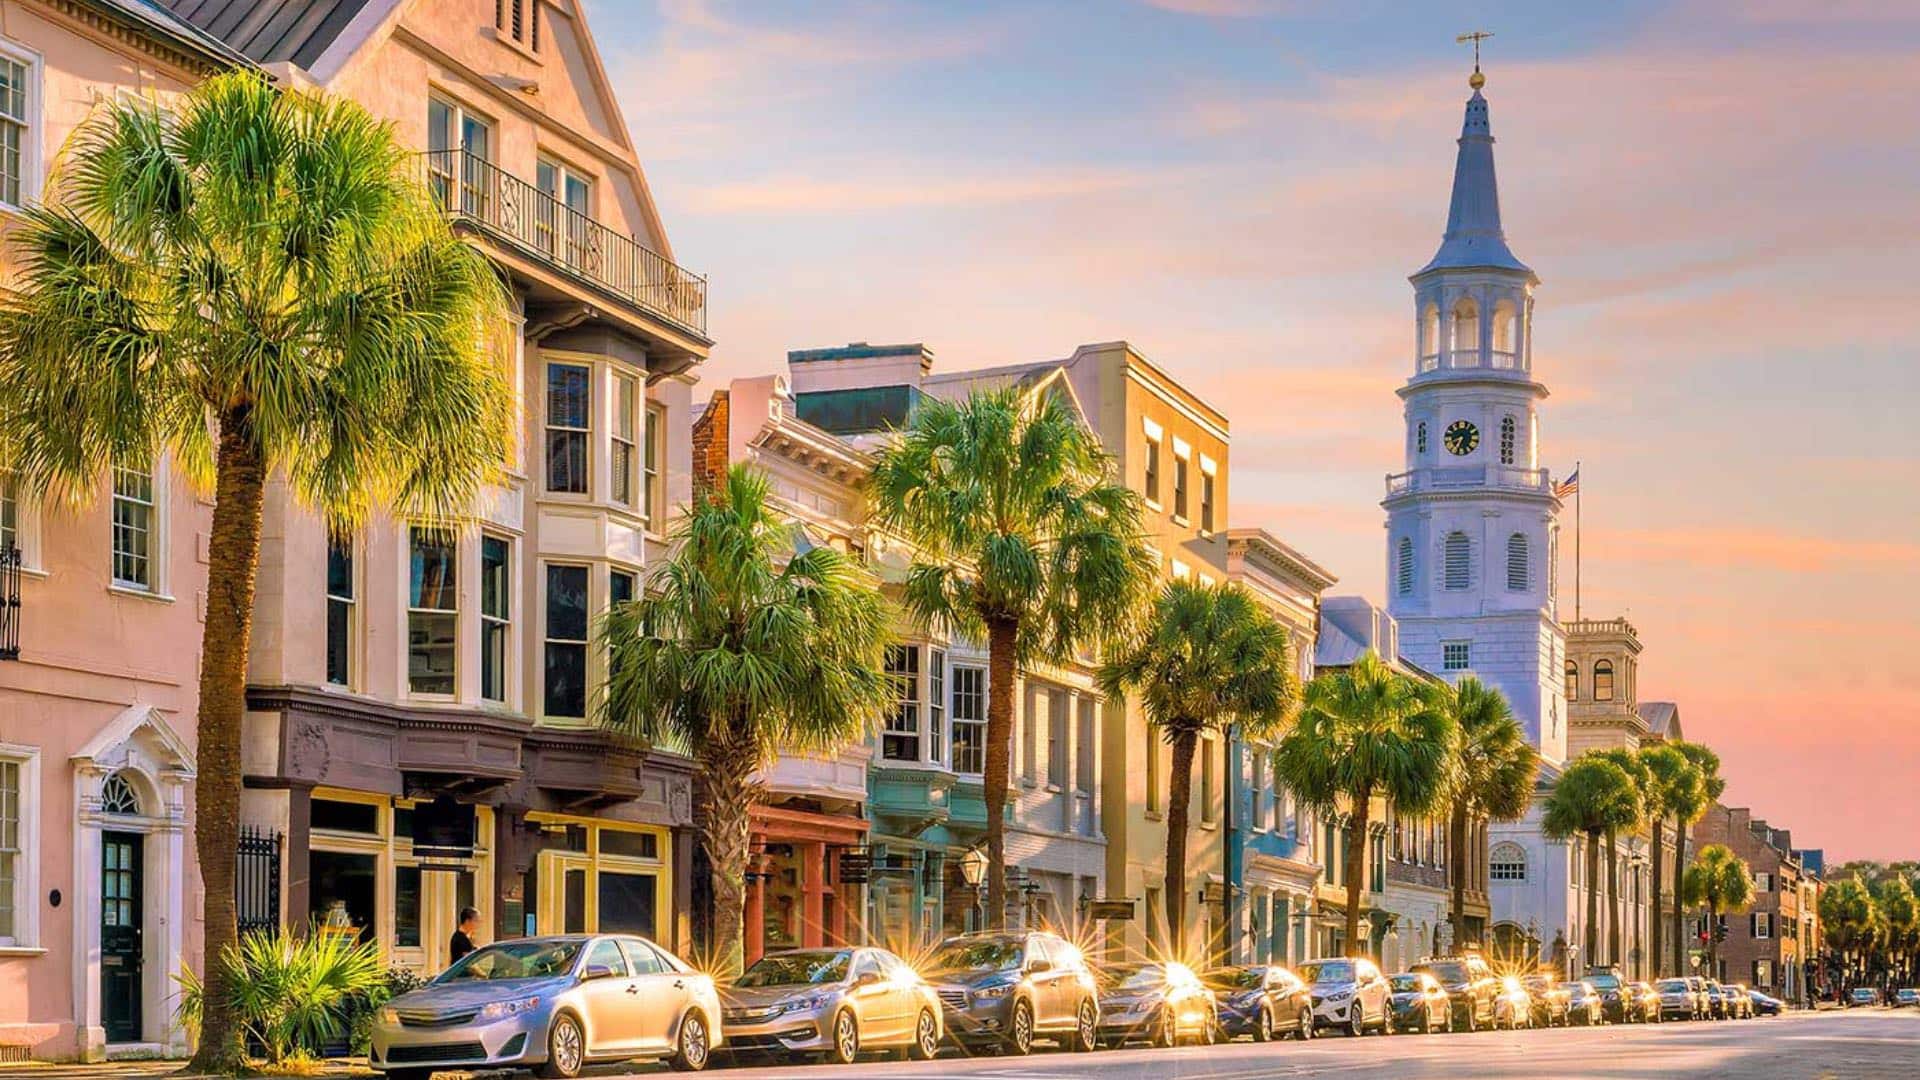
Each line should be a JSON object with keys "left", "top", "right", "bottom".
{"left": 1385, "top": 464, "right": 1552, "bottom": 497}
{"left": 423, "top": 149, "right": 708, "bottom": 339}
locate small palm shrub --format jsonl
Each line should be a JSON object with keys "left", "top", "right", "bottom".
{"left": 177, "top": 929, "right": 386, "bottom": 1065}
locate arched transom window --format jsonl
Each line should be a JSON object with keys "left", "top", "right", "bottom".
{"left": 100, "top": 770, "right": 141, "bottom": 815}
{"left": 1594, "top": 659, "right": 1616, "bottom": 702}
{"left": 1490, "top": 842, "right": 1527, "bottom": 882}
{"left": 1565, "top": 659, "right": 1579, "bottom": 700}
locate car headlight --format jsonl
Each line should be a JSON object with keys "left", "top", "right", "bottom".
{"left": 478, "top": 996, "right": 542, "bottom": 1021}
{"left": 775, "top": 994, "right": 830, "bottom": 1015}
{"left": 1232, "top": 991, "right": 1263, "bottom": 1009}
{"left": 973, "top": 984, "right": 1013, "bottom": 999}
{"left": 1324, "top": 988, "right": 1352, "bottom": 1001}
{"left": 378, "top": 1007, "right": 400, "bottom": 1026}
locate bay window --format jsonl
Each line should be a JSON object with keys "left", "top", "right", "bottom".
{"left": 546, "top": 362, "right": 591, "bottom": 495}
{"left": 480, "top": 536, "right": 510, "bottom": 703}
{"left": 326, "top": 538, "right": 355, "bottom": 687}
{"left": 612, "top": 373, "right": 638, "bottom": 508}
{"left": 644, "top": 402, "right": 666, "bottom": 531}
{"left": 951, "top": 665, "right": 985, "bottom": 775}
{"left": 407, "top": 528, "right": 457, "bottom": 695}
{"left": 544, "top": 564, "right": 590, "bottom": 719}
{"left": 882, "top": 644, "right": 920, "bottom": 762}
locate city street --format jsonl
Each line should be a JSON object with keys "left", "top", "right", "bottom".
{"left": 696, "top": 1009, "right": 1919, "bottom": 1079}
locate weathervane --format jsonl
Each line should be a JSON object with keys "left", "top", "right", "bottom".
{"left": 1456, "top": 29, "right": 1493, "bottom": 89}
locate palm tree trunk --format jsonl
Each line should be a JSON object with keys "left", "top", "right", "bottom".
{"left": 1650, "top": 821, "right": 1665, "bottom": 978}
{"left": 1163, "top": 726, "right": 1197, "bottom": 959}
{"left": 1584, "top": 831, "right": 1601, "bottom": 969}
{"left": 1448, "top": 802, "right": 1470, "bottom": 952}
{"left": 1343, "top": 795, "right": 1371, "bottom": 957}
{"left": 983, "top": 617, "right": 1018, "bottom": 930}
{"left": 698, "top": 722, "right": 762, "bottom": 981}
{"left": 1672, "top": 817, "right": 1689, "bottom": 977}
{"left": 187, "top": 414, "right": 267, "bottom": 1074}
{"left": 1606, "top": 833, "right": 1621, "bottom": 966}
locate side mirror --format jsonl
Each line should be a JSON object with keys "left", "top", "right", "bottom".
{"left": 580, "top": 963, "right": 619, "bottom": 982}
{"left": 1027, "top": 959, "right": 1053, "bottom": 974}
{"left": 854, "top": 970, "right": 883, "bottom": 988}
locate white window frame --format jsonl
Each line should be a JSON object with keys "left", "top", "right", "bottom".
{"left": 1171, "top": 436, "right": 1192, "bottom": 524}
{"left": 1396, "top": 537, "right": 1415, "bottom": 596}
{"left": 406, "top": 526, "right": 459, "bottom": 699}
{"left": 1442, "top": 641, "right": 1471, "bottom": 671}
{"left": 950, "top": 664, "right": 986, "bottom": 776}
{"left": 541, "top": 561, "right": 592, "bottom": 722}
{"left": 1506, "top": 532, "right": 1530, "bottom": 591}
{"left": 110, "top": 460, "right": 167, "bottom": 598}
{"left": 494, "top": 0, "right": 541, "bottom": 52}
{"left": 0, "top": 471, "right": 43, "bottom": 573}
{"left": 1141, "top": 416, "right": 1164, "bottom": 508}
{"left": 479, "top": 534, "right": 513, "bottom": 705}
{"left": 544, "top": 361, "right": 592, "bottom": 497}
{"left": 0, "top": 39, "right": 43, "bottom": 211}
{"left": 1753, "top": 912, "right": 1772, "bottom": 939}
{"left": 643, "top": 401, "right": 667, "bottom": 534}
{"left": 1442, "top": 531, "right": 1471, "bottom": 591}
{"left": 1490, "top": 842, "right": 1526, "bottom": 882}
{"left": 535, "top": 155, "right": 594, "bottom": 266}
{"left": 325, "top": 536, "right": 358, "bottom": 688}
{"left": 881, "top": 643, "right": 922, "bottom": 763}
{"left": 0, "top": 744, "right": 41, "bottom": 951}
{"left": 610, "top": 372, "right": 639, "bottom": 510}
{"left": 1198, "top": 454, "right": 1217, "bottom": 534}
{"left": 927, "top": 648, "right": 947, "bottom": 768}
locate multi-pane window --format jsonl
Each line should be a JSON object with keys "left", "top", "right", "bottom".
{"left": 1199, "top": 467, "right": 1216, "bottom": 533}
{"left": 1507, "top": 532, "right": 1529, "bottom": 591}
{"left": 408, "top": 529, "right": 458, "bottom": 694}
{"left": 426, "top": 97, "right": 492, "bottom": 214}
{"left": 1490, "top": 843, "right": 1526, "bottom": 881}
{"left": 1500, "top": 414, "right": 1517, "bottom": 465}
{"left": 1046, "top": 692, "right": 1066, "bottom": 787}
{"left": 0, "top": 759, "right": 16, "bottom": 939}
{"left": 1443, "top": 641, "right": 1471, "bottom": 671}
{"left": 480, "top": 536, "right": 510, "bottom": 703}
{"left": 1076, "top": 697, "right": 1095, "bottom": 792}
{"left": 1565, "top": 659, "right": 1579, "bottom": 700}
{"left": 326, "top": 539, "right": 354, "bottom": 686}
{"left": 882, "top": 645, "right": 920, "bottom": 761}
{"left": 1443, "top": 531, "right": 1471, "bottom": 590}
{"left": 544, "top": 564, "right": 590, "bottom": 719}
{"left": 951, "top": 665, "right": 985, "bottom": 775}
{"left": 927, "top": 649, "right": 946, "bottom": 766}
{"left": 546, "top": 363, "right": 591, "bottom": 494}
{"left": 608, "top": 568, "right": 636, "bottom": 686}
{"left": 1172, "top": 452, "right": 1190, "bottom": 521}
{"left": 0, "top": 55, "right": 27, "bottom": 207}
{"left": 535, "top": 157, "right": 591, "bottom": 265}
{"left": 1397, "top": 537, "right": 1415, "bottom": 596}
{"left": 644, "top": 403, "right": 666, "bottom": 531}
{"left": 111, "top": 463, "right": 155, "bottom": 590}
{"left": 1593, "top": 659, "right": 1615, "bottom": 701}
{"left": 1143, "top": 436, "right": 1161, "bottom": 504}
{"left": 611, "top": 374, "right": 638, "bottom": 508}
{"left": 1752, "top": 912, "right": 1772, "bottom": 939}
{"left": 0, "top": 474, "right": 15, "bottom": 554}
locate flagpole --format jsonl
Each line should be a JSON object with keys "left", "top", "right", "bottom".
{"left": 1574, "top": 460, "right": 1582, "bottom": 622}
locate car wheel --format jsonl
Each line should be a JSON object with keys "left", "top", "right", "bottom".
{"left": 825, "top": 1009, "right": 860, "bottom": 1066}
{"left": 668, "top": 1010, "right": 712, "bottom": 1073}
{"left": 908, "top": 1008, "right": 940, "bottom": 1061}
{"left": 1195, "top": 1015, "right": 1216, "bottom": 1046}
{"left": 1346, "top": 1006, "right": 1365, "bottom": 1038}
{"left": 1154, "top": 1007, "right": 1178, "bottom": 1049}
{"left": 1072, "top": 999, "right": 1098, "bottom": 1053}
{"left": 1254, "top": 1005, "right": 1273, "bottom": 1042}
{"left": 536, "top": 1012, "right": 585, "bottom": 1080}
{"left": 1006, "top": 1000, "right": 1035, "bottom": 1056}
{"left": 1297, "top": 1011, "right": 1314, "bottom": 1041}
{"left": 1463, "top": 1006, "right": 1476, "bottom": 1033}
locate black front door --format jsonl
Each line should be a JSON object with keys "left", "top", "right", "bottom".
{"left": 101, "top": 831, "right": 143, "bottom": 1042}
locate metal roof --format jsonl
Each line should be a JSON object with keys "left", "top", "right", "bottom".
{"left": 165, "top": 0, "right": 376, "bottom": 68}
{"left": 1414, "top": 83, "right": 1532, "bottom": 279}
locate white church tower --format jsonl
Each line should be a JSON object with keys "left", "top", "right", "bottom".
{"left": 1384, "top": 64, "right": 1568, "bottom": 766}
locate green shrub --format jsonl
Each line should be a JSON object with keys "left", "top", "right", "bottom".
{"left": 177, "top": 929, "right": 386, "bottom": 1065}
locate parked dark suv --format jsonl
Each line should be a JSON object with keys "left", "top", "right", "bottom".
{"left": 925, "top": 931, "right": 1098, "bottom": 1055}
{"left": 1411, "top": 955, "right": 1497, "bottom": 1032}
{"left": 1585, "top": 966, "right": 1630, "bottom": 1023}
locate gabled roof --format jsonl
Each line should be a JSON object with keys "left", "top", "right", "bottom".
{"left": 165, "top": 0, "right": 375, "bottom": 67}
{"left": 1414, "top": 79, "right": 1533, "bottom": 280}
{"left": 84, "top": 0, "right": 259, "bottom": 70}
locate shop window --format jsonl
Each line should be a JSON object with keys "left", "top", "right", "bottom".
{"left": 600, "top": 830, "right": 658, "bottom": 859}
{"left": 597, "top": 872, "right": 658, "bottom": 935}
{"left": 544, "top": 564, "right": 590, "bottom": 719}
{"left": 408, "top": 528, "right": 458, "bottom": 695}
{"left": 312, "top": 798, "right": 380, "bottom": 835}
{"left": 395, "top": 866, "right": 422, "bottom": 947}
{"left": 311, "top": 850, "right": 376, "bottom": 940}
{"left": 480, "top": 536, "right": 511, "bottom": 703}
{"left": 564, "top": 868, "right": 586, "bottom": 934}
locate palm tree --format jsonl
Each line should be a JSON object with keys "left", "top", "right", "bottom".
{"left": 1589, "top": 748, "right": 1650, "bottom": 969}
{"left": 1542, "top": 756, "right": 1641, "bottom": 972}
{"left": 0, "top": 74, "right": 511, "bottom": 1071}
{"left": 601, "top": 466, "right": 893, "bottom": 978}
{"left": 1637, "top": 744, "right": 1703, "bottom": 976}
{"left": 1820, "top": 876, "right": 1878, "bottom": 993}
{"left": 1672, "top": 742, "right": 1725, "bottom": 975}
{"left": 868, "top": 386, "right": 1153, "bottom": 927}
{"left": 1875, "top": 877, "right": 1919, "bottom": 989}
{"left": 1681, "top": 843, "right": 1754, "bottom": 979}
{"left": 1272, "top": 651, "right": 1455, "bottom": 955}
{"left": 1437, "top": 677, "right": 1536, "bottom": 951}
{"left": 1099, "top": 580, "right": 1300, "bottom": 952}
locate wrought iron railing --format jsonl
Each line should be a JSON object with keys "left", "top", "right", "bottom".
{"left": 1386, "top": 465, "right": 1551, "bottom": 496}
{"left": 236, "top": 825, "right": 283, "bottom": 934}
{"left": 0, "top": 545, "right": 19, "bottom": 661}
{"left": 422, "top": 149, "right": 708, "bottom": 337}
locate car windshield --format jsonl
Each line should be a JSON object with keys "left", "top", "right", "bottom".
{"left": 928, "top": 939, "right": 1023, "bottom": 974}
{"left": 1588, "top": 974, "right": 1621, "bottom": 990}
{"left": 1559, "top": 983, "right": 1585, "bottom": 993}
{"left": 1523, "top": 976, "right": 1550, "bottom": 989}
{"left": 1204, "top": 968, "right": 1261, "bottom": 991}
{"left": 1100, "top": 964, "right": 1169, "bottom": 991}
{"left": 1414, "top": 961, "right": 1468, "bottom": 983}
{"left": 1389, "top": 975, "right": 1422, "bottom": 992}
{"left": 1657, "top": 979, "right": 1688, "bottom": 991}
{"left": 736, "top": 950, "right": 851, "bottom": 988}
{"left": 1298, "top": 961, "right": 1353, "bottom": 985}
{"left": 438, "top": 940, "right": 582, "bottom": 983}
{"left": 1852, "top": 989, "right": 1875, "bottom": 998}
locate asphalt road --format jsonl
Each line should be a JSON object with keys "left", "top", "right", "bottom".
{"left": 690, "top": 1008, "right": 1920, "bottom": 1079}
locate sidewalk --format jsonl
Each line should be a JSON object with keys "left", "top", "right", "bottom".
{"left": 0, "top": 1061, "right": 377, "bottom": 1080}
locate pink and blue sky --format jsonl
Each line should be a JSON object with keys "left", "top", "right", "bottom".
{"left": 589, "top": 0, "right": 1920, "bottom": 862}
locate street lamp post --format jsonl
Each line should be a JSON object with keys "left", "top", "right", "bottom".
{"left": 958, "top": 846, "right": 988, "bottom": 931}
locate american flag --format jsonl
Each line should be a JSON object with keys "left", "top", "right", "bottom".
{"left": 1554, "top": 468, "right": 1580, "bottom": 499}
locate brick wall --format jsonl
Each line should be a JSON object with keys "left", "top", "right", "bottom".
{"left": 691, "top": 389, "right": 730, "bottom": 496}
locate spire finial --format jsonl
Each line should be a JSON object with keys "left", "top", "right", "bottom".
{"left": 1457, "top": 29, "right": 1493, "bottom": 89}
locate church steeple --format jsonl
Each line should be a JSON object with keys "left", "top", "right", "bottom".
{"left": 1416, "top": 73, "right": 1532, "bottom": 279}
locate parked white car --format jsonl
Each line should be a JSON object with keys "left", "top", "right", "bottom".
{"left": 1298, "top": 957, "right": 1391, "bottom": 1037}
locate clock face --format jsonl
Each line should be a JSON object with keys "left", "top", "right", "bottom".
{"left": 1444, "top": 420, "right": 1480, "bottom": 456}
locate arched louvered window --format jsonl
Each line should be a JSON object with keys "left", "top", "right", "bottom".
{"left": 1500, "top": 414, "right": 1517, "bottom": 465}
{"left": 1416, "top": 421, "right": 1428, "bottom": 455}
{"left": 1507, "top": 532, "right": 1529, "bottom": 591}
{"left": 1397, "top": 537, "right": 1415, "bottom": 596}
{"left": 1443, "top": 532, "right": 1471, "bottom": 590}
{"left": 1594, "top": 659, "right": 1616, "bottom": 702}
{"left": 100, "top": 771, "right": 141, "bottom": 815}
{"left": 1565, "top": 659, "right": 1579, "bottom": 700}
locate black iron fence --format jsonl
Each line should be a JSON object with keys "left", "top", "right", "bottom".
{"left": 421, "top": 148, "right": 708, "bottom": 336}
{"left": 0, "top": 545, "right": 19, "bottom": 661}
{"left": 236, "top": 826, "right": 283, "bottom": 935}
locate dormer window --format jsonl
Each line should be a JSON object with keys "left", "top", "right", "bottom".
{"left": 497, "top": 0, "right": 540, "bottom": 52}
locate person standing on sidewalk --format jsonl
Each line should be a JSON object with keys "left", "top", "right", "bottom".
{"left": 450, "top": 907, "right": 480, "bottom": 965}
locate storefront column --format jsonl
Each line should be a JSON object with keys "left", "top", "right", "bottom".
{"left": 801, "top": 840, "right": 826, "bottom": 948}
{"left": 674, "top": 824, "right": 697, "bottom": 956}
{"left": 744, "top": 867, "right": 766, "bottom": 967}
{"left": 286, "top": 784, "right": 312, "bottom": 933}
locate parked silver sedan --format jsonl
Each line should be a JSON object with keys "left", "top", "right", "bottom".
{"left": 370, "top": 934, "right": 722, "bottom": 1077}
{"left": 722, "top": 946, "right": 942, "bottom": 1064}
